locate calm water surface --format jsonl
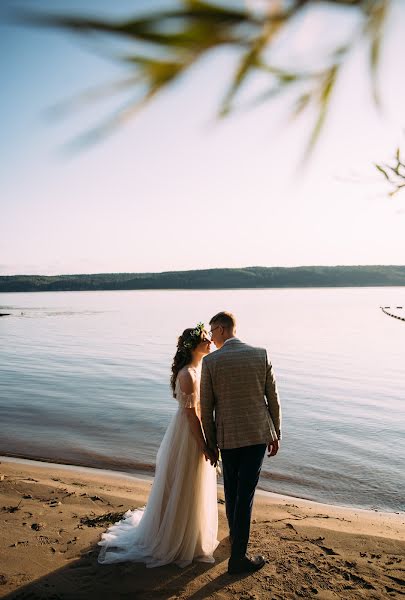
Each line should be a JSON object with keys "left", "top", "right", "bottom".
{"left": 0, "top": 288, "right": 404, "bottom": 511}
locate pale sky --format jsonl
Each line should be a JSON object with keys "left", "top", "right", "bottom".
{"left": 1, "top": 0, "right": 405, "bottom": 276}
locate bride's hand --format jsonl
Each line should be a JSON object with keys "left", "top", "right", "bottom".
{"left": 203, "top": 446, "right": 216, "bottom": 466}
{"left": 203, "top": 446, "right": 212, "bottom": 462}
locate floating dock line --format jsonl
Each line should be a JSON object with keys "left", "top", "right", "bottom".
{"left": 381, "top": 307, "right": 405, "bottom": 322}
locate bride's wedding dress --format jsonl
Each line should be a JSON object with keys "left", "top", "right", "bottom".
{"left": 98, "top": 369, "right": 219, "bottom": 568}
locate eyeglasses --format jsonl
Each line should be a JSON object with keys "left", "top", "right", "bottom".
{"left": 208, "top": 326, "right": 221, "bottom": 339}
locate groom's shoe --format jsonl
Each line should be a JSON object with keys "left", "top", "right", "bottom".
{"left": 228, "top": 554, "right": 266, "bottom": 575}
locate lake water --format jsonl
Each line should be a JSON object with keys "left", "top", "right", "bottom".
{"left": 0, "top": 288, "right": 404, "bottom": 512}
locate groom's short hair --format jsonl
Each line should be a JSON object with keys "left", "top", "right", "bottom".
{"left": 209, "top": 311, "right": 236, "bottom": 330}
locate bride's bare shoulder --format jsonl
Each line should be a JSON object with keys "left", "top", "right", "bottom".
{"left": 177, "top": 366, "right": 196, "bottom": 380}
{"left": 177, "top": 366, "right": 196, "bottom": 393}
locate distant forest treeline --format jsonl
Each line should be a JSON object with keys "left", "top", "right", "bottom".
{"left": 1, "top": 266, "right": 405, "bottom": 293}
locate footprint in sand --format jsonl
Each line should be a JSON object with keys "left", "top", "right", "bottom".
{"left": 67, "top": 537, "right": 78, "bottom": 545}
{"left": 36, "top": 535, "right": 58, "bottom": 546}
{"left": 386, "top": 574, "right": 405, "bottom": 587}
{"left": 10, "top": 540, "right": 29, "bottom": 547}
{"left": 319, "top": 545, "right": 339, "bottom": 556}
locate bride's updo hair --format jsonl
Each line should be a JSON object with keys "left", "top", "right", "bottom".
{"left": 170, "top": 326, "right": 204, "bottom": 396}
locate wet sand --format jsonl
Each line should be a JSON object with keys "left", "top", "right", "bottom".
{"left": 0, "top": 457, "right": 404, "bottom": 599}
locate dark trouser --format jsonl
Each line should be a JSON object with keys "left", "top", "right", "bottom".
{"left": 220, "top": 443, "right": 266, "bottom": 560}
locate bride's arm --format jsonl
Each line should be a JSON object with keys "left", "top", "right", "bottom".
{"left": 186, "top": 410, "right": 209, "bottom": 454}
{"left": 178, "top": 370, "right": 209, "bottom": 456}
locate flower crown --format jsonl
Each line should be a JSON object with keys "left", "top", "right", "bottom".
{"left": 182, "top": 322, "right": 205, "bottom": 349}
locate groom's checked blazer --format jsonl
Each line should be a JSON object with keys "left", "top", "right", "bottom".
{"left": 200, "top": 338, "right": 281, "bottom": 450}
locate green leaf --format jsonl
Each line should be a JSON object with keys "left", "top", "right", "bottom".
{"left": 303, "top": 64, "right": 339, "bottom": 162}
{"left": 290, "top": 92, "right": 312, "bottom": 121}
{"left": 44, "top": 75, "right": 142, "bottom": 119}
{"left": 375, "top": 163, "right": 390, "bottom": 181}
{"left": 365, "top": 0, "right": 389, "bottom": 109}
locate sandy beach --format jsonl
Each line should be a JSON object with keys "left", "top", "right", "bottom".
{"left": 0, "top": 457, "right": 404, "bottom": 600}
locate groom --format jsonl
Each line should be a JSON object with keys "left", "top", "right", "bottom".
{"left": 201, "top": 311, "right": 282, "bottom": 575}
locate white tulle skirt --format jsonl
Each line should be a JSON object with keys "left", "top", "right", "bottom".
{"left": 98, "top": 408, "right": 219, "bottom": 568}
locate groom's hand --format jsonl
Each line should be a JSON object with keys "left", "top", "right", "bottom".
{"left": 203, "top": 447, "right": 217, "bottom": 466}
{"left": 207, "top": 447, "right": 219, "bottom": 467}
{"left": 213, "top": 447, "right": 219, "bottom": 467}
{"left": 267, "top": 440, "right": 279, "bottom": 457}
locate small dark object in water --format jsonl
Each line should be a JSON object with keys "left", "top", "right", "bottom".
{"left": 396, "top": 306, "right": 403, "bottom": 309}
{"left": 0, "top": 313, "right": 11, "bottom": 317}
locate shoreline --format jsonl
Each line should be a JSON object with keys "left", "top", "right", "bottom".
{"left": 1, "top": 457, "right": 404, "bottom": 599}
{"left": 1, "top": 454, "right": 403, "bottom": 519}
{"left": 2, "top": 284, "right": 405, "bottom": 295}
{"left": 2, "top": 265, "right": 405, "bottom": 294}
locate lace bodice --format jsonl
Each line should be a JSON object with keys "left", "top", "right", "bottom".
{"left": 175, "top": 369, "right": 200, "bottom": 410}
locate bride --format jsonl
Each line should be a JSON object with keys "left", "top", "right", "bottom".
{"left": 98, "top": 323, "right": 219, "bottom": 568}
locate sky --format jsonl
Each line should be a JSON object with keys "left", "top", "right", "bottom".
{"left": 1, "top": 0, "right": 405, "bottom": 276}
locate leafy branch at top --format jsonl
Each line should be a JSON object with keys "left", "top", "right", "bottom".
{"left": 13, "top": 0, "right": 391, "bottom": 155}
